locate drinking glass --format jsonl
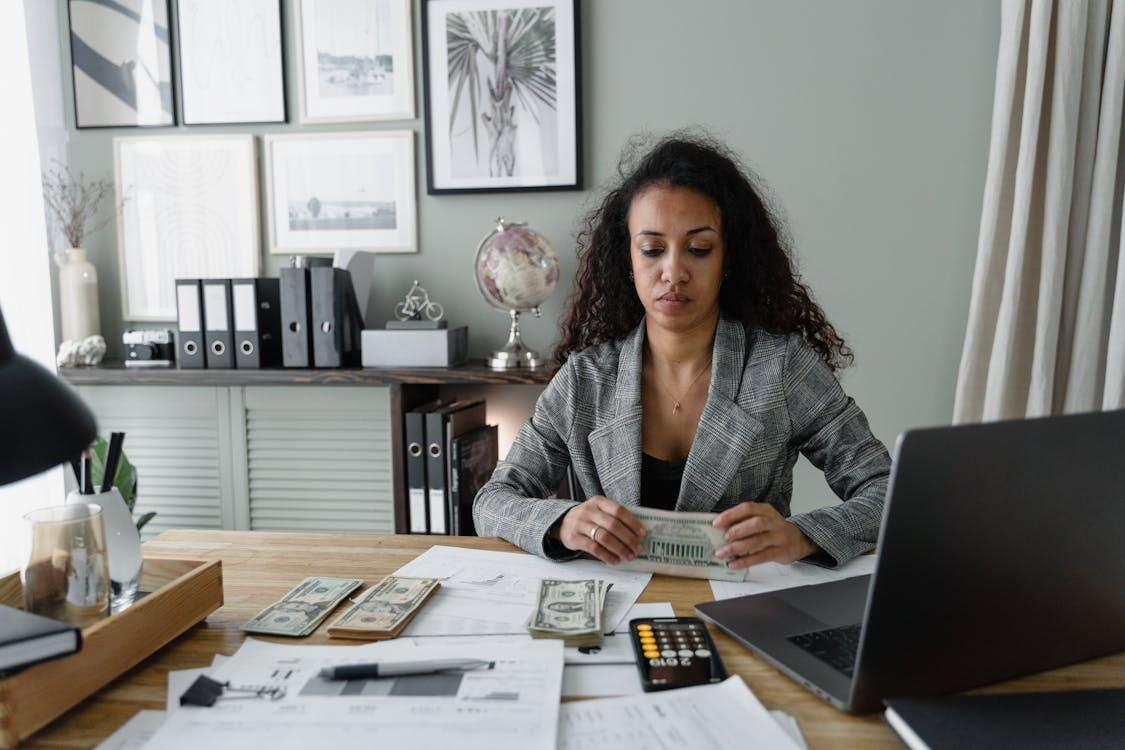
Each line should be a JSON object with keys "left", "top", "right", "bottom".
{"left": 21, "top": 504, "right": 110, "bottom": 628}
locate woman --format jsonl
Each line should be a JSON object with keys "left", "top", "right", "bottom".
{"left": 473, "top": 134, "right": 890, "bottom": 570}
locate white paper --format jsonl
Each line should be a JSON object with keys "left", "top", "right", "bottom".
{"left": 557, "top": 676, "right": 799, "bottom": 749}
{"left": 393, "top": 546, "right": 652, "bottom": 636}
{"left": 144, "top": 638, "right": 564, "bottom": 750}
{"left": 562, "top": 664, "right": 642, "bottom": 697}
{"left": 769, "top": 711, "right": 809, "bottom": 750}
{"left": 710, "top": 555, "right": 877, "bottom": 600}
{"left": 94, "top": 709, "right": 165, "bottom": 750}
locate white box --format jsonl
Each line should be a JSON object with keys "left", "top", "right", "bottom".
{"left": 361, "top": 326, "right": 469, "bottom": 368}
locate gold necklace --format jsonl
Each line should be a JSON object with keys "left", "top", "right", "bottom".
{"left": 650, "top": 360, "right": 711, "bottom": 415}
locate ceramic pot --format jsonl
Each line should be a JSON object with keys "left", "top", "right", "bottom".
{"left": 67, "top": 488, "right": 142, "bottom": 611}
{"left": 55, "top": 247, "right": 100, "bottom": 342}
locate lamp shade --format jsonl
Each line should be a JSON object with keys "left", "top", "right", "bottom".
{"left": 0, "top": 304, "right": 97, "bottom": 486}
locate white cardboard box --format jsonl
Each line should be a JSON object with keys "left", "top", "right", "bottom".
{"left": 361, "top": 326, "right": 468, "bottom": 367}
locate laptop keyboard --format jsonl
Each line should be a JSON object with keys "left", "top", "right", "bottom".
{"left": 787, "top": 623, "right": 861, "bottom": 677}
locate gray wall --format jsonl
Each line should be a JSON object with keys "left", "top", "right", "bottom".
{"left": 56, "top": 0, "right": 1000, "bottom": 511}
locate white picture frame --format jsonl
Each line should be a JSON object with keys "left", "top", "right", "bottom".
{"left": 422, "top": 0, "right": 581, "bottom": 193}
{"left": 175, "top": 0, "right": 287, "bottom": 125}
{"left": 264, "top": 131, "right": 417, "bottom": 254}
{"left": 114, "top": 134, "right": 261, "bottom": 321}
{"left": 296, "top": 0, "right": 415, "bottom": 123}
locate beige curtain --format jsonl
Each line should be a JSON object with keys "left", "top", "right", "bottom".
{"left": 954, "top": 0, "right": 1125, "bottom": 423}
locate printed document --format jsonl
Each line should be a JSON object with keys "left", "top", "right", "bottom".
{"left": 392, "top": 545, "right": 652, "bottom": 636}
{"left": 557, "top": 676, "right": 800, "bottom": 749}
{"left": 709, "top": 555, "right": 877, "bottom": 600}
{"left": 142, "top": 638, "right": 564, "bottom": 750}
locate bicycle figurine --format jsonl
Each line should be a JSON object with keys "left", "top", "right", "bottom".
{"left": 394, "top": 280, "right": 444, "bottom": 321}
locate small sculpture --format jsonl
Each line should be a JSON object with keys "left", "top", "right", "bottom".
{"left": 394, "top": 280, "right": 444, "bottom": 322}
{"left": 56, "top": 335, "right": 107, "bottom": 367}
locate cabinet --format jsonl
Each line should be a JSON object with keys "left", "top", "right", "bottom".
{"left": 66, "top": 363, "right": 551, "bottom": 537}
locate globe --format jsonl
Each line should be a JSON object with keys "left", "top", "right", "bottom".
{"left": 474, "top": 218, "right": 560, "bottom": 369}
{"left": 475, "top": 219, "right": 560, "bottom": 312}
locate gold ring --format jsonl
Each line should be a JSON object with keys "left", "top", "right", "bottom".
{"left": 589, "top": 526, "right": 599, "bottom": 542}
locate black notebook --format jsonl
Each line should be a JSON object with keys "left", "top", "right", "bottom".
{"left": 0, "top": 604, "right": 82, "bottom": 675}
{"left": 884, "top": 689, "right": 1125, "bottom": 750}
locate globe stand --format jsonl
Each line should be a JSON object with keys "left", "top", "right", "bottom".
{"left": 489, "top": 308, "right": 543, "bottom": 370}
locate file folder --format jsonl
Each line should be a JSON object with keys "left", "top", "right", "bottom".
{"left": 280, "top": 266, "right": 313, "bottom": 368}
{"left": 201, "top": 279, "right": 234, "bottom": 369}
{"left": 311, "top": 267, "right": 364, "bottom": 368}
{"left": 449, "top": 424, "right": 498, "bottom": 536}
{"left": 404, "top": 399, "right": 444, "bottom": 534}
{"left": 175, "top": 279, "right": 205, "bottom": 369}
{"left": 232, "top": 278, "right": 282, "bottom": 369}
{"left": 425, "top": 400, "right": 486, "bottom": 535}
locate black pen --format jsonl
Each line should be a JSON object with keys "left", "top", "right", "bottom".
{"left": 318, "top": 658, "right": 492, "bottom": 681}
{"left": 81, "top": 452, "right": 93, "bottom": 495}
{"left": 101, "top": 432, "right": 125, "bottom": 493}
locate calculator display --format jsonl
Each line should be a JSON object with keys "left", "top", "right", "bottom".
{"left": 631, "top": 618, "right": 726, "bottom": 691}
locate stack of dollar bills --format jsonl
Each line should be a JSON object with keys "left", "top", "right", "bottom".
{"left": 525, "top": 578, "right": 610, "bottom": 647}
{"left": 327, "top": 576, "right": 441, "bottom": 641}
{"left": 241, "top": 576, "right": 364, "bottom": 637}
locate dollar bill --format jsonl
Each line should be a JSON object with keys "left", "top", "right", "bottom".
{"left": 619, "top": 506, "right": 749, "bottom": 582}
{"left": 242, "top": 576, "right": 363, "bottom": 637}
{"left": 526, "top": 578, "right": 610, "bottom": 647}
{"left": 326, "top": 576, "right": 440, "bottom": 641}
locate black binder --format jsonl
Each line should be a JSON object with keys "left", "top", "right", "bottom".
{"left": 310, "top": 267, "right": 364, "bottom": 368}
{"left": 201, "top": 279, "right": 234, "bottom": 369}
{"left": 232, "top": 278, "right": 282, "bottom": 369}
{"left": 175, "top": 278, "right": 205, "bottom": 369}
{"left": 449, "top": 425, "right": 498, "bottom": 536}
{"left": 280, "top": 266, "right": 313, "bottom": 368}
{"left": 884, "top": 689, "right": 1125, "bottom": 749}
{"left": 404, "top": 399, "right": 443, "bottom": 534}
{"left": 424, "top": 400, "right": 486, "bottom": 535}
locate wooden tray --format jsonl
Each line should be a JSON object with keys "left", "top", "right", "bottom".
{"left": 0, "top": 557, "right": 223, "bottom": 748}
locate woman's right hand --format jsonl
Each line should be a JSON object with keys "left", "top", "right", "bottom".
{"left": 557, "top": 496, "right": 647, "bottom": 565}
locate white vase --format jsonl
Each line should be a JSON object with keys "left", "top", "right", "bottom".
{"left": 67, "top": 488, "right": 143, "bottom": 612}
{"left": 55, "top": 247, "right": 101, "bottom": 342}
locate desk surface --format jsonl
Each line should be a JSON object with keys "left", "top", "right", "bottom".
{"left": 26, "top": 530, "right": 1125, "bottom": 749}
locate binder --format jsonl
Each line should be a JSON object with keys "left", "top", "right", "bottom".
{"left": 280, "top": 266, "right": 313, "bottom": 367}
{"left": 310, "top": 267, "right": 364, "bottom": 368}
{"left": 201, "top": 279, "right": 234, "bottom": 369}
{"left": 232, "top": 278, "right": 282, "bottom": 369}
{"left": 175, "top": 279, "right": 205, "bottom": 369}
{"left": 449, "top": 424, "right": 498, "bottom": 536}
{"left": 404, "top": 399, "right": 444, "bottom": 534}
{"left": 424, "top": 400, "right": 486, "bottom": 535}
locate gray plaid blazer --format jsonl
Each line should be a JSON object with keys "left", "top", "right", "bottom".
{"left": 473, "top": 314, "right": 891, "bottom": 567}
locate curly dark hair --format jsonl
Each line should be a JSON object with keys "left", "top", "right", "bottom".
{"left": 555, "top": 132, "right": 853, "bottom": 370}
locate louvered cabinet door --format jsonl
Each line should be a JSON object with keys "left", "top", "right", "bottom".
{"left": 74, "top": 386, "right": 236, "bottom": 540}
{"left": 240, "top": 386, "right": 395, "bottom": 533}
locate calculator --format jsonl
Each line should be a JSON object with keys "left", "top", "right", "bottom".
{"left": 628, "top": 617, "right": 728, "bottom": 691}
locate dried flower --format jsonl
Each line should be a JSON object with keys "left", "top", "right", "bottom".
{"left": 41, "top": 160, "right": 117, "bottom": 249}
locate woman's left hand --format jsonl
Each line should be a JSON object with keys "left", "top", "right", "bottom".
{"left": 712, "top": 502, "right": 819, "bottom": 570}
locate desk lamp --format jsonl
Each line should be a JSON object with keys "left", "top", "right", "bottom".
{"left": 0, "top": 303, "right": 97, "bottom": 486}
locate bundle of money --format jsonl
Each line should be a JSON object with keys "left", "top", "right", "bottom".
{"left": 619, "top": 506, "right": 750, "bottom": 582}
{"left": 525, "top": 578, "right": 610, "bottom": 647}
{"left": 241, "top": 576, "right": 363, "bottom": 637}
{"left": 326, "top": 575, "right": 441, "bottom": 641}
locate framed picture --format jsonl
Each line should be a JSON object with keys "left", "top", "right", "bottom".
{"left": 296, "top": 0, "right": 415, "bottom": 123}
{"left": 264, "top": 131, "right": 417, "bottom": 254}
{"left": 68, "top": 0, "right": 176, "bottom": 128}
{"left": 114, "top": 135, "right": 260, "bottom": 321}
{"left": 175, "top": 0, "right": 287, "bottom": 124}
{"left": 421, "top": 0, "right": 581, "bottom": 194}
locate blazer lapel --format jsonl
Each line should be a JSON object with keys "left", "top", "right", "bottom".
{"left": 588, "top": 321, "right": 645, "bottom": 507}
{"left": 676, "top": 316, "right": 763, "bottom": 513}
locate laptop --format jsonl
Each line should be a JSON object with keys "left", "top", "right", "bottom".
{"left": 694, "top": 408, "right": 1125, "bottom": 714}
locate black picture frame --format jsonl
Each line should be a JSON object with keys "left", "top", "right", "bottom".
{"left": 421, "top": 0, "right": 583, "bottom": 195}
{"left": 173, "top": 0, "right": 288, "bottom": 126}
{"left": 67, "top": 0, "right": 177, "bottom": 129}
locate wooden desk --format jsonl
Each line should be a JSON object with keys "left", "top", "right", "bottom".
{"left": 25, "top": 530, "right": 1125, "bottom": 749}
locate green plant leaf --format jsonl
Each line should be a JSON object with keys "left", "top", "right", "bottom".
{"left": 135, "top": 511, "right": 157, "bottom": 533}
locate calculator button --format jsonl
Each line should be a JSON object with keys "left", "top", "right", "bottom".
{"left": 636, "top": 624, "right": 652, "bottom": 631}
{"left": 643, "top": 651, "right": 660, "bottom": 659}
{"left": 695, "top": 648, "right": 711, "bottom": 658}
{"left": 648, "top": 658, "right": 661, "bottom": 666}
{"left": 661, "top": 649, "right": 676, "bottom": 658}
{"left": 677, "top": 649, "right": 692, "bottom": 657}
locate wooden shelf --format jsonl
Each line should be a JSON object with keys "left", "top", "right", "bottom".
{"left": 60, "top": 360, "right": 557, "bottom": 386}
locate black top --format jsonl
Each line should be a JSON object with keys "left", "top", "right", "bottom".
{"left": 640, "top": 452, "right": 686, "bottom": 511}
